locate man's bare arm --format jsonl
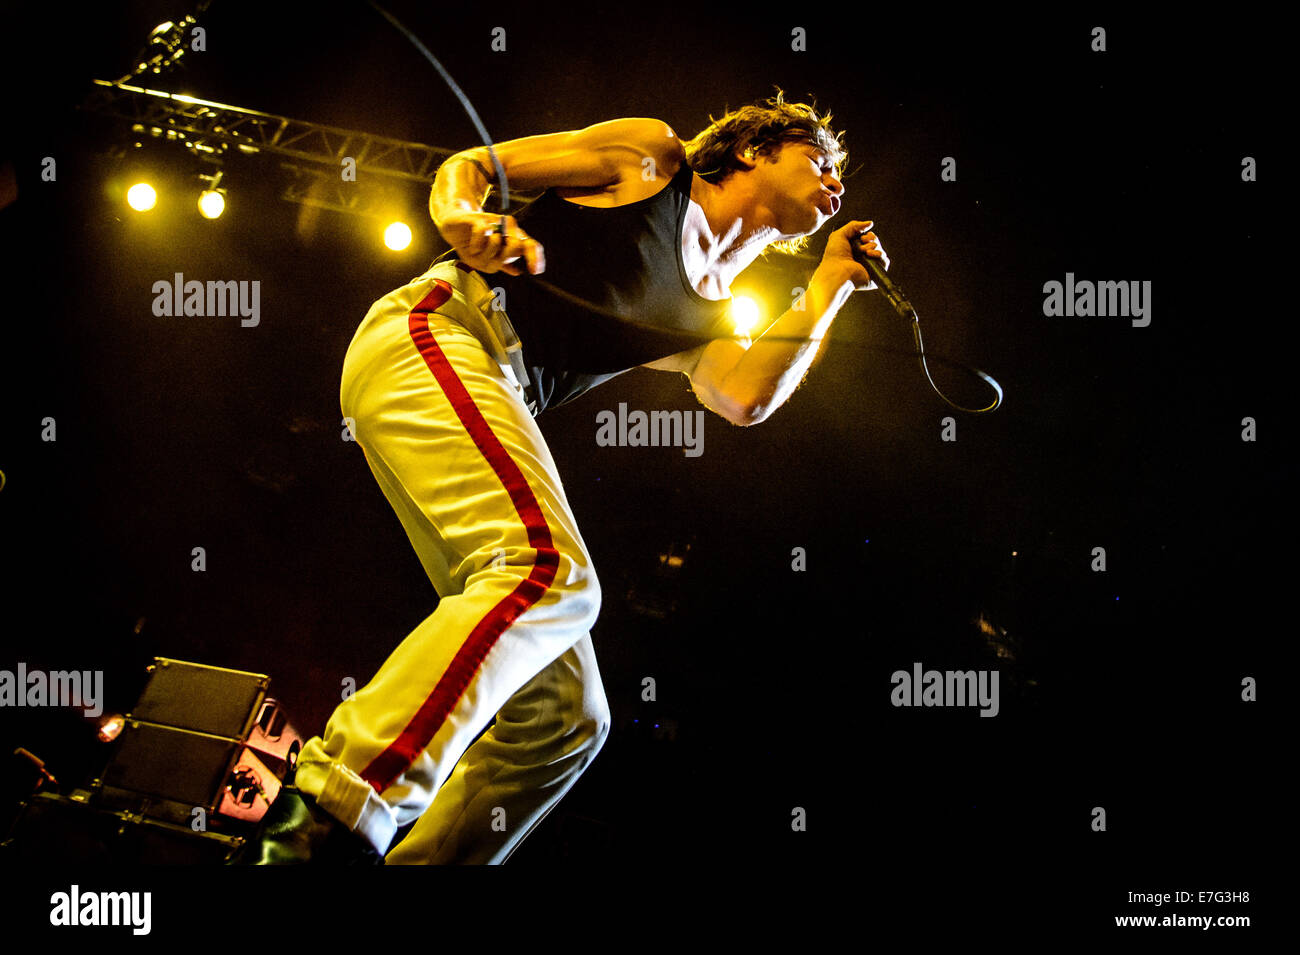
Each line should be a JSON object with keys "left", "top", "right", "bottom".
{"left": 687, "top": 221, "right": 887, "bottom": 427}
{"left": 430, "top": 118, "right": 682, "bottom": 274}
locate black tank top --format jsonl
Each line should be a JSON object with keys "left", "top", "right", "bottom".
{"left": 465, "top": 160, "right": 733, "bottom": 413}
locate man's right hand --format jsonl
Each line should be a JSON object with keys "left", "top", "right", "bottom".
{"left": 818, "top": 219, "right": 888, "bottom": 292}
{"left": 438, "top": 211, "right": 545, "bottom": 276}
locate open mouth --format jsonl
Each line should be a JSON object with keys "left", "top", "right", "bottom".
{"left": 820, "top": 194, "right": 840, "bottom": 215}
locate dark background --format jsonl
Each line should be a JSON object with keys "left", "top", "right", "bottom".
{"left": 0, "top": 0, "right": 1284, "bottom": 935}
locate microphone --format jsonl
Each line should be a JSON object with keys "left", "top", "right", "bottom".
{"left": 851, "top": 237, "right": 916, "bottom": 321}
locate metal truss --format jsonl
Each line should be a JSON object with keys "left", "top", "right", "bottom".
{"left": 81, "top": 79, "right": 457, "bottom": 183}
{"left": 277, "top": 164, "right": 411, "bottom": 218}
{"left": 79, "top": 79, "right": 464, "bottom": 219}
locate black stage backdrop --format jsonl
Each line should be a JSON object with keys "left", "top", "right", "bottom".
{"left": 0, "top": 1, "right": 1284, "bottom": 942}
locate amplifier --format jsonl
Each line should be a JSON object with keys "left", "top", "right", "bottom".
{"left": 129, "top": 657, "right": 269, "bottom": 738}
{"left": 93, "top": 658, "right": 302, "bottom": 827}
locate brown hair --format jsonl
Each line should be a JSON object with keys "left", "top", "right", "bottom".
{"left": 684, "top": 89, "right": 846, "bottom": 255}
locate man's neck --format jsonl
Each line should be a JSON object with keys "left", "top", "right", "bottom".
{"left": 686, "top": 173, "right": 788, "bottom": 292}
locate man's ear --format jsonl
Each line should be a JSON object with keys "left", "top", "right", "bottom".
{"left": 734, "top": 145, "right": 759, "bottom": 170}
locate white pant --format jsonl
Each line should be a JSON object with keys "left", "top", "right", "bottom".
{"left": 292, "top": 262, "right": 610, "bottom": 864}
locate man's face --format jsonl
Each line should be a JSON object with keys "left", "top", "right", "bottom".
{"left": 752, "top": 139, "right": 844, "bottom": 237}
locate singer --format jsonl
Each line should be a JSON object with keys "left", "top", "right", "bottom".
{"left": 232, "top": 90, "right": 888, "bottom": 865}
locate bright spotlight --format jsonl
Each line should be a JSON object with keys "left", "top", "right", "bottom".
{"left": 731, "top": 295, "right": 760, "bottom": 337}
{"left": 97, "top": 714, "right": 125, "bottom": 742}
{"left": 384, "top": 221, "right": 412, "bottom": 251}
{"left": 126, "top": 182, "right": 157, "bottom": 211}
{"left": 198, "top": 189, "right": 225, "bottom": 219}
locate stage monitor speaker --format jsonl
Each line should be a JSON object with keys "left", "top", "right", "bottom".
{"left": 93, "top": 657, "right": 302, "bottom": 827}
{"left": 129, "top": 657, "right": 270, "bottom": 739}
{"left": 98, "top": 720, "right": 244, "bottom": 826}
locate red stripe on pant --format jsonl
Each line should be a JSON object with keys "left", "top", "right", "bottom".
{"left": 360, "top": 279, "right": 560, "bottom": 794}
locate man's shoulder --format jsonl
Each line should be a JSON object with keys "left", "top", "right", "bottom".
{"left": 597, "top": 117, "right": 687, "bottom": 173}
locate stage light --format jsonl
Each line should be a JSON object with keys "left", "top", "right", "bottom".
{"left": 97, "top": 714, "right": 125, "bottom": 742}
{"left": 198, "top": 189, "right": 225, "bottom": 219}
{"left": 384, "top": 221, "right": 412, "bottom": 251}
{"left": 126, "top": 182, "right": 157, "bottom": 211}
{"left": 196, "top": 170, "right": 225, "bottom": 219}
{"left": 731, "top": 295, "right": 760, "bottom": 337}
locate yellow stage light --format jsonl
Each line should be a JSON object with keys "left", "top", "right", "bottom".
{"left": 731, "top": 295, "right": 760, "bottom": 337}
{"left": 198, "top": 189, "right": 225, "bottom": 219}
{"left": 384, "top": 221, "right": 412, "bottom": 251}
{"left": 126, "top": 182, "right": 157, "bottom": 211}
